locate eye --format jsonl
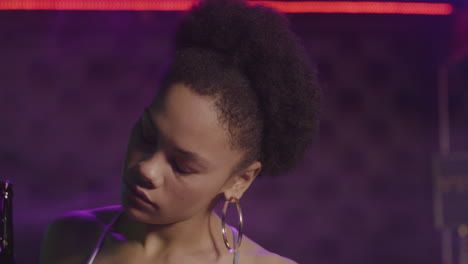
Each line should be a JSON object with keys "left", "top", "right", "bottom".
{"left": 170, "top": 159, "right": 193, "bottom": 176}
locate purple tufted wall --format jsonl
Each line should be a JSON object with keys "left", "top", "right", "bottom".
{"left": 0, "top": 9, "right": 460, "bottom": 264}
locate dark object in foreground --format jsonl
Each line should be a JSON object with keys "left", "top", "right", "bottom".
{"left": 0, "top": 180, "right": 15, "bottom": 264}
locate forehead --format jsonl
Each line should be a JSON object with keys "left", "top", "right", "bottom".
{"left": 149, "top": 83, "right": 242, "bottom": 168}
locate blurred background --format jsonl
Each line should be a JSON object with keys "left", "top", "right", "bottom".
{"left": 0, "top": 0, "right": 467, "bottom": 263}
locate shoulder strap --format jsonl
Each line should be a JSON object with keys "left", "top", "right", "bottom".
{"left": 85, "top": 208, "right": 124, "bottom": 264}
{"left": 230, "top": 226, "right": 240, "bottom": 264}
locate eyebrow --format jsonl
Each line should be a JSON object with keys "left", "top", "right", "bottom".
{"left": 143, "top": 107, "right": 211, "bottom": 168}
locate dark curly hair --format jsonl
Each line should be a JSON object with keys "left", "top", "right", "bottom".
{"left": 158, "top": 0, "right": 321, "bottom": 177}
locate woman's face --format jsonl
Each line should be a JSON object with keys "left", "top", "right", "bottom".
{"left": 121, "top": 83, "right": 246, "bottom": 225}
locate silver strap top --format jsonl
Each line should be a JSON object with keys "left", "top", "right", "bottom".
{"left": 86, "top": 209, "right": 240, "bottom": 264}
{"left": 85, "top": 209, "right": 123, "bottom": 264}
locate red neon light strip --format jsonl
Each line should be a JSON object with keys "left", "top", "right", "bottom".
{"left": 0, "top": 1, "right": 453, "bottom": 15}
{"left": 257, "top": 1, "right": 453, "bottom": 14}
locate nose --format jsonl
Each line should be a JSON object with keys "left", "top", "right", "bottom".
{"left": 137, "top": 151, "right": 166, "bottom": 189}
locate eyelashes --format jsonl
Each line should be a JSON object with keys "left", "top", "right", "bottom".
{"left": 169, "top": 158, "right": 193, "bottom": 176}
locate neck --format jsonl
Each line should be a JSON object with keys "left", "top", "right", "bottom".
{"left": 116, "top": 209, "right": 225, "bottom": 258}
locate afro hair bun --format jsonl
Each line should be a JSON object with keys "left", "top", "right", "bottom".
{"left": 172, "top": 0, "right": 321, "bottom": 176}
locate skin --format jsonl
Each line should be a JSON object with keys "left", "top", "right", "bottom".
{"left": 40, "top": 83, "right": 297, "bottom": 264}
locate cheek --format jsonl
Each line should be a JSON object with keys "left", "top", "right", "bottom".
{"left": 124, "top": 147, "right": 144, "bottom": 170}
{"left": 164, "top": 174, "right": 227, "bottom": 210}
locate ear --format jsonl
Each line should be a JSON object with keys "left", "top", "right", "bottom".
{"left": 223, "top": 161, "right": 262, "bottom": 200}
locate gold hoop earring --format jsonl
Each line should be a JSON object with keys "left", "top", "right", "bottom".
{"left": 221, "top": 197, "right": 243, "bottom": 252}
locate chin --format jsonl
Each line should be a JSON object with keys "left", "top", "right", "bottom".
{"left": 121, "top": 192, "right": 171, "bottom": 225}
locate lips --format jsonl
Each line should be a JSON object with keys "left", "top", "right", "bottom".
{"left": 123, "top": 178, "right": 156, "bottom": 207}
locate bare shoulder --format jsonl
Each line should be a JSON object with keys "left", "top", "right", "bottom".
{"left": 44, "top": 204, "right": 121, "bottom": 235}
{"left": 88, "top": 204, "right": 123, "bottom": 223}
{"left": 253, "top": 253, "right": 298, "bottom": 264}
{"left": 241, "top": 235, "right": 298, "bottom": 264}
{"left": 40, "top": 205, "right": 122, "bottom": 264}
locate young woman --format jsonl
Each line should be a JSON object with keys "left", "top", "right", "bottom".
{"left": 40, "top": 0, "right": 321, "bottom": 263}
